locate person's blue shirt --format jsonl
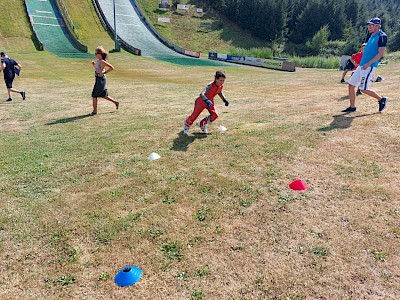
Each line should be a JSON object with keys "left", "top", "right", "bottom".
{"left": 360, "top": 29, "right": 387, "bottom": 68}
{"left": 1, "top": 57, "right": 18, "bottom": 79}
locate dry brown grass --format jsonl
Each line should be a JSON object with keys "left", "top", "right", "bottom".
{"left": 0, "top": 51, "right": 399, "bottom": 300}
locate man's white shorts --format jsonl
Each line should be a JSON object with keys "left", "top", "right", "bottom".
{"left": 348, "top": 66, "right": 376, "bottom": 90}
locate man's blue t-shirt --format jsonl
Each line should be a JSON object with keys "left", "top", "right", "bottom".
{"left": 1, "top": 57, "right": 18, "bottom": 79}
{"left": 360, "top": 29, "right": 387, "bottom": 68}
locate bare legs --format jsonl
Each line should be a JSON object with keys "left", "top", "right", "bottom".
{"left": 8, "top": 88, "right": 20, "bottom": 98}
{"left": 7, "top": 88, "right": 25, "bottom": 101}
{"left": 341, "top": 70, "right": 349, "bottom": 81}
{"left": 348, "top": 84, "right": 356, "bottom": 108}
{"left": 359, "top": 89, "right": 382, "bottom": 101}
{"left": 91, "top": 96, "right": 119, "bottom": 114}
{"left": 92, "top": 97, "right": 98, "bottom": 114}
{"left": 103, "top": 96, "right": 119, "bottom": 109}
{"left": 347, "top": 84, "right": 382, "bottom": 110}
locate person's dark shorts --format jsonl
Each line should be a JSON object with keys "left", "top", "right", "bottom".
{"left": 91, "top": 76, "right": 108, "bottom": 98}
{"left": 4, "top": 77, "right": 14, "bottom": 89}
{"left": 344, "top": 59, "right": 355, "bottom": 71}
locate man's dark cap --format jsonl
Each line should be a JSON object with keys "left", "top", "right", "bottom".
{"left": 368, "top": 17, "right": 381, "bottom": 25}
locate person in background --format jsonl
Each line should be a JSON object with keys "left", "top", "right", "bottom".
{"left": 90, "top": 46, "right": 119, "bottom": 115}
{"left": 0, "top": 51, "right": 26, "bottom": 102}
{"left": 341, "top": 43, "right": 365, "bottom": 83}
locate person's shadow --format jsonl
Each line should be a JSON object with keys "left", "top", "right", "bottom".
{"left": 318, "top": 112, "right": 378, "bottom": 131}
{"left": 171, "top": 131, "right": 207, "bottom": 151}
{"left": 45, "top": 114, "right": 93, "bottom": 125}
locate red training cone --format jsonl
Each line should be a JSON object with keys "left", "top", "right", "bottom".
{"left": 289, "top": 179, "right": 308, "bottom": 191}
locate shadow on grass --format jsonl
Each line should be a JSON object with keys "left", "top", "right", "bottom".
{"left": 318, "top": 112, "right": 378, "bottom": 131}
{"left": 338, "top": 93, "right": 364, "bottom": 102}
{"left": 45, "top": 114, "right": 93, "bottom": 125}
{"left": 171, "top": 131, "right": 207, "bottom": 151}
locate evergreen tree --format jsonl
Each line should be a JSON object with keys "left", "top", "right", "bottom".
{"left": 289, "top": 0, "right": 326, "bottom": 44}
{"left": 198, "top": 0, "right": 399, "bottom": 54}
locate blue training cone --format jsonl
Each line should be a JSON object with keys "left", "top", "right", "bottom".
{"left": 114, "top": 266, "right": 142, "bottom": 287}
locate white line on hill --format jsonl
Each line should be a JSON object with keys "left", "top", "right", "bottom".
{"left": 31, "top": 15, "right": 59, "bottom": 20}
{"left": 116, "top": 13, "right": 136, "bottom": 18}
{"left": 35, "top": 10, "right": 53, "bottom": 14}
{"left": 33, "top": 23, "right": 62, "bottom": 27}
{"left": 119, "top": 23, "right": 141, "bottom": 27}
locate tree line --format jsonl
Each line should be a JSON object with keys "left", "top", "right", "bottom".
{"left": 199, "top": 0, "right": 400, "bottom": 55}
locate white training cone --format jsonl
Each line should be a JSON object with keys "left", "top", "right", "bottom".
{"left": 147, "top": 152, "right": 161, "bottom": 161}
{"left": 217, "top": 125, "right": 227, "bottom": 133}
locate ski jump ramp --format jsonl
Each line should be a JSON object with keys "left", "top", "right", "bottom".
{"left": 95, "top": 0, "right": 226, "bottom": 66}
{"left": 25, "top": 0, "right": 90, "bottom": 58}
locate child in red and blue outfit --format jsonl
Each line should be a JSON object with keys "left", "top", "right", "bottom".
{"left": 183, "top": 71, "right": 229, "bottom": 134}
{"left": 341, "top": 43, "right": 365, "bottom": 83}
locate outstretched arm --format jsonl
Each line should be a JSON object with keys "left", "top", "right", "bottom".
{"left": 219, "top": 91, "right": 229, "bottom": 106}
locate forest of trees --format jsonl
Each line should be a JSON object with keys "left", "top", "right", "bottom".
{"left": 199, "top": 0, "right": 400, "bottom": 55}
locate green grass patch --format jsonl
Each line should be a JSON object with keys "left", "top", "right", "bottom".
{"left": 313, "top": 246, "right": 329, "bottom": 258}
{"left": 97, "top": 272, "right": 110, "bottom": 281}
{"left": 371, "top": 249, "right": 387, "bottom": 261}
{"left": 161, "top": 241, "right": 183, "bottom": 260}
{"left": 191, "top": 290, "right": 205, "bottom": 300}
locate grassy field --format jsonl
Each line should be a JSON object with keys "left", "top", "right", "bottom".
{"left": 0, "top": 0, "right": 37, "bottom": 53}
{"left": 0, "top": 47, "right": 399, "bottom": 299}
{"left": 1, "top": 2, "right": 400, "bottom": 299}
{"left": 62, "top": 0, "right": 114, "bottom": 50}
{"left": 135, "top": 0, "right": 267, "bottom": 53}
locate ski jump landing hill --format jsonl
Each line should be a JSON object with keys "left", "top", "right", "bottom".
{"left": 24, "top": 0, "right": 90, "bottom": 58}
{"left": 93, "top": 0, "right": 294, "bottom": 70}
{"left": 93, "top": 0, "right": 226, "bottom": 66}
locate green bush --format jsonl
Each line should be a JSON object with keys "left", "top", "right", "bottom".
{"left": 224, "top": 46, "right": 340, "bottom": 69}
{"left": 306, "top": 25, "right": 330, "bottom": 55}
{"left": 291, "top": 55, "right": 340, "bottom": 69}
{"left": 228, "top": 47, "right": 273, "bottom": 59}
{"left": 320, "top": 40, "right": 346, "bottom": 56}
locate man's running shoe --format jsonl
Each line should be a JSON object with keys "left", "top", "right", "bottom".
{"left": 341, "top": 107, "right": 356, "bottom": 112}
{"left": 378, "top": 97, "right": 388, "bottom": 112}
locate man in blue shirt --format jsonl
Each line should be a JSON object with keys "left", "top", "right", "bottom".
{"left": 1, "top": 51, "right": 26, "bottom": 102}
{"left": 342, "top": 18, "right": 388, "bottom": 113}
